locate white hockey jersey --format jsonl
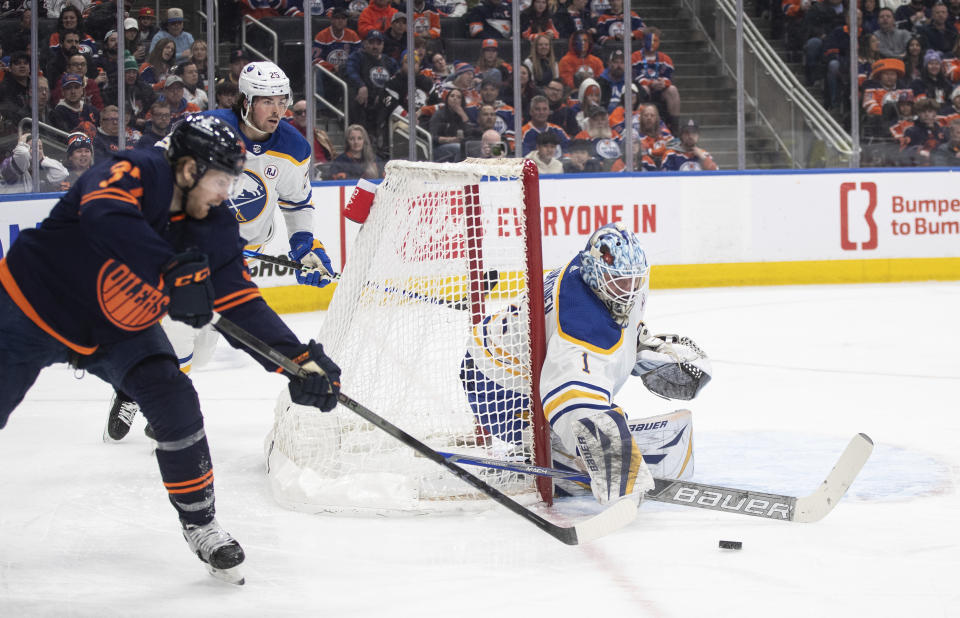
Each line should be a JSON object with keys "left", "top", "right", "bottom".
{"left": 464, "top": 254, "right": 643, "bottom": 452}
{"left": 201, "top": 109, "right": 315, "bottom": 248}
{"left": 539, "top": 255, "right": 644, "bottom": 455}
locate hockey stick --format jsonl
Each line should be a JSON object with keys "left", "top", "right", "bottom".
{"left": 242, "top": 249, "right": 498, "bottom": 312}
{"left": 242, "top": 250, "right": 340, "bottom": 279}
{"left": 437, "top": 433, "right": 873, "bottom": 523}
{"left": 209, "top": 312, "right": 637, "bottom": 545}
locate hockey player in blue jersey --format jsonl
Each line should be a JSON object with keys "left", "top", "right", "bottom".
{"left": 461, "top": 222, "right": 712, "bottom": 505}
{"left": 0, "top": 115, "right": 341, "bottom": 584}
{"left": 104, "top": 62, "right": 340, "bottom": 440}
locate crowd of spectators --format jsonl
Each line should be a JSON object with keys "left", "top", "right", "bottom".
{"left": 1, "top": 0, "right": 725, "bottom": 194}
{"left": 770, "top": 0, "right": 960, "bottom": 166}
{"left": 0, "top": 2, "right": 235, "bottom": 192}
{"left": 307, "top": 0, "right": 720, "bottom": 176}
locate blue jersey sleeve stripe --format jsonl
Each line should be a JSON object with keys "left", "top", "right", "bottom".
{"left": 547, "top": 402, "right": 612, "bottom": 427}
{"left": 543, "top": 380, "right": 610, "bottom": 402}
{"left": 278, "top": 204, "right": 314, "bottom": 211}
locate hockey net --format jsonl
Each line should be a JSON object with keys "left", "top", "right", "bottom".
{"left": 266, "top": 158, "right": 549, "bottom": 514}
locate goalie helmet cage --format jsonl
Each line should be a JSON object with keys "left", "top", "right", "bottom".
{"left": 266, "top": 158, "right": 551, "bottom": 514}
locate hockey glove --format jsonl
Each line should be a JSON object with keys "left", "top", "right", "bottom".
{"left": 288, "top": 232, "right": 335, "bottom": 287}
{"left": 633, "top": 323, "right": 712, "bottom": 400}
{"left": 287, "top": 340, "right": 342, "bottom": 412}
{"left": 163, "top": 251, "right": 214, "bottom": 328}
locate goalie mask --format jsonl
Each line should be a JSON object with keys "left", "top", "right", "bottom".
{"left": 238, "top": 61, "right": 291, "bottom": 133}
{"left": 580, "top": 223, "right": 650, "bottom": 326}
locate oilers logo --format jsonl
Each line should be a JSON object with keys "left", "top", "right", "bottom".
{"left": 369, "top": 66, "right": 391, "bottom": 88}
{"left": 596, "top": 138, "right": 621, "bottom": 159}
{"left": 609, "top": 21, "right": 625, "bottom": 39}
{"left": 679, "top": 160, "right": 702, "bottom": 171}
{"left": 227, "top": 169, "right": 270, "bottom": 224}
{"left": 414, "top": 15, "right": 431, "bottom": 34}
{"left": 494, "top": 115, "right": 508, "bottom": 134}
{"left": 327, "top": 48, "right": 349, "bottom": 69}
{"left": 348, "top": 0, "right": 368, "bottom": 15}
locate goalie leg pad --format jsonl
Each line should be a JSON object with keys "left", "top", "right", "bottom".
{"left": 628, "top": 409, "right": 694, "bottom": 480}
{"left": 572, "top": 410, "right": 654, "bottom": 505}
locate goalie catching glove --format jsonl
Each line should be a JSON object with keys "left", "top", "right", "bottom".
{"left": 633, "top": 323, "right": 712, "bottom": 400}
{"left": 288, "top": 232, "right": 335, "bottom": 287}
{"left": 287, "top": 340, "right": 342, "bottom": 411}
{"left": 163, "top": 251, "right": 214, "bottom": 328}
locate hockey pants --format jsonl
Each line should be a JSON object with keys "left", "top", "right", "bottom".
{"left": 0, "top": 285, "right": 218, "bottom": 526}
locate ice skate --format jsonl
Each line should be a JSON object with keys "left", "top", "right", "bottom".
{"left": 182, "top": 518, "right": 246, "bottom": 585}
{"left": 103, "top": 392, "right": 140, "bottom": 442}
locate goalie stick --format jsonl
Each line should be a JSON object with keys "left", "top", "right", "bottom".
{"left": 209, "top": 312, "right": 637, "bottom": 545}
{"left": 241, "top": 250, "right": 498, "bottom": 312}
{"left": 437, "top": 432, "right": 873, "bottom": 523}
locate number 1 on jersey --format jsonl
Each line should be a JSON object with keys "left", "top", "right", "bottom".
{"left": 581, "top": 352, "right": 590, "bottom": 374}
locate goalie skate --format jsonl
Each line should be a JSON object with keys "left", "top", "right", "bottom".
{"left": 103, "top": 392, "right": 140, "bottom": 443}
{"left": 182, "top": 519, "right": 246, "bottom": 585}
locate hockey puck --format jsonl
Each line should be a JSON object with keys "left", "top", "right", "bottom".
{"left": 718, "top": 540, "right": 742, "bottom": 550}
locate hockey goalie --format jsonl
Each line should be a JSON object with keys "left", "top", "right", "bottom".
{"left": 461, "top": 222, "right": 712, "bottom": 505}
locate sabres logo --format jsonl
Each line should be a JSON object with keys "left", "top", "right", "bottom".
{"left": 227, "top": 169, "right": 270, "bottom": 224}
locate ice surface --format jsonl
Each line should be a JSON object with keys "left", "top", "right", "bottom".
{"left": 1, "top": 281, "right": 958, "bottom": 617}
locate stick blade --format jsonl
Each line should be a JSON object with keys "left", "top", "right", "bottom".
{"left": 565, "top": 496, "right": 639, "bottom": 545}
{"left": 794, "top": 433, "right": 874, "bottom": 523}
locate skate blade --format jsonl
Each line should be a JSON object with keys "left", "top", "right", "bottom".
{"left": 207, "top": 564, "right": 245, "bottom": 585}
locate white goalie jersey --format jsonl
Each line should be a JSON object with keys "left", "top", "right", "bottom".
{"left": 201, "top": 109, "right": 314, "bottom": 248}
{"left": 466, "top": 257, "right": 647, "bottom": 445}
{"left": 464, "top": 254, "right": 709, "bottom": 490}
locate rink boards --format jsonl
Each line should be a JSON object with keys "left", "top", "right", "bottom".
{"left": 2, "top": 167, "right": 959, "bottom": 314}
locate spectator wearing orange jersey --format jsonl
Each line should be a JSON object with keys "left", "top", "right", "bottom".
{"left": 558, "top": 31, "right": 604, "bottom": 88}
{"left": 410, "top": 0, "right": 443, "bottom": 39}
{"left": 629, "top": 103, "right": 673, "bottom": 168}
{"left": 887, "top": 93, "right": 916, "bottom": 147}
{"left": 862, "top": 58, "right": 912, "bottom": 118}
{"left": 521, "top": 0, "right": 560, "bottom": 40}
{"left": 358, "top": 0, "right": 398, "bottom": 40}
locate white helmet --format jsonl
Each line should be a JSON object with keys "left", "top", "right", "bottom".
{"left": 580, "top": 222, "right": 650, "bottom": 326}
{"left": 238, "top": 61, "right": 291, "bottom": 131}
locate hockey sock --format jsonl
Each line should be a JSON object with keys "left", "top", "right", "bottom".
{"left": 122, "top": 357, "right": 216, "bottom": 526}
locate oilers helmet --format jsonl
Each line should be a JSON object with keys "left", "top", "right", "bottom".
{"left": 166, "top": 114, "right": 246, "bottom": 180}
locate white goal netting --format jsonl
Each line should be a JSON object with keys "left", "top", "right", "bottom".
{"left": 266, "top": 159, "right": 546, "bottom": 514}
